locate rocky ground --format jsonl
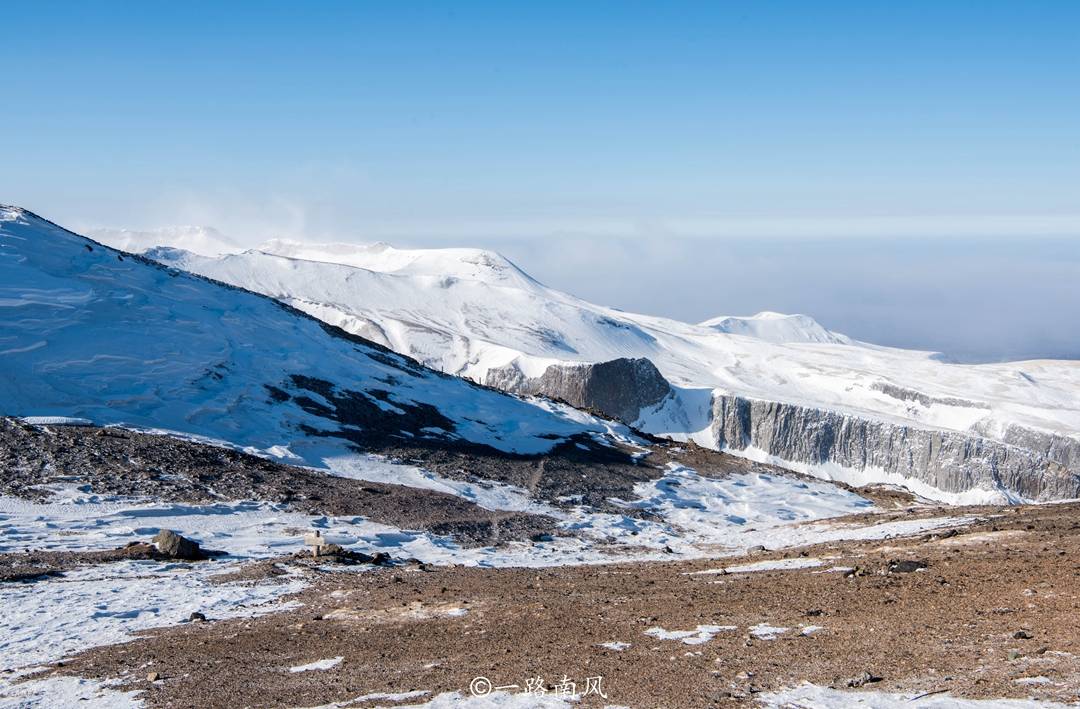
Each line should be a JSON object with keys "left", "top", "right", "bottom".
{"left": 0, "top": 417, "right": 564, "bottom": 546}
{"left": 5, "top": 418, "right": 1078, "bottom": 708}
{"left": 0, "top": 415, "right": 786, "bottom": 544}
{"left": 17, "top": 500, "right": 1078, "bottom": 708}
{"left": 0, "top": 543, "right": 175, "bottom": 583}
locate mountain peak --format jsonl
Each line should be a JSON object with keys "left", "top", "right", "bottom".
{"left": 254, "top": 239, "right": 539, "bottom": 288}
{"left": 699, "top": 311, "right": 852, "bottom": 345}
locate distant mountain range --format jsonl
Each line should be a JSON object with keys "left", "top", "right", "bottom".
{"left": 14, "top": 211, "right": 1079, "bottom": 503}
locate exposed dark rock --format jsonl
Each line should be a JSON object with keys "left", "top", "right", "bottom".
{"left": 0, "top": 418, "right": 560, "bottom": 547}
{"left": 844, "top": 671, "right": 883, "bottom": 688}
{"left": 888, "top": 559, "right": 929, "bottom": 573}
{"left": 153, "top": 530, "right": 206, "bottom": 561}
{"left": 485, "top": 357, "right": 672, "bottom": 424}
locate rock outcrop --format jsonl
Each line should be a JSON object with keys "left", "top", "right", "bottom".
{"left": 485, "top": 357, "right": 672, "bottom": 425}
{"left": 152, "top": 529, "right": 206, "bottom": 560}
{"left": 708, "top": 394, "right": 1080, "bottom": 502}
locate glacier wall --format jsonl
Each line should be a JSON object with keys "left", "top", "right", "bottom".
{"left": 485, "top": 355, "right": 1079, "bottom": 502}
{"left": 707, "top": 394, "right": 1080, "bottom": 502}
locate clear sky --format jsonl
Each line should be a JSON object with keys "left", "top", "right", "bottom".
{"left": 3, "top": 1, "right": 1079, "bottom": 359}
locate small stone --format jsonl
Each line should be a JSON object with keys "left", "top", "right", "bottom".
{"left": 846, "top": 671, "right": 883, "bottom": 688}
{"left": 1013, "top": 630, "right": 1033, "bottom": 640}
{"left": 146, "top": 671, "right": 160, "bottom": 682}
{"left": 888, "top": 559, "right": 928, "bottom": 573}
{"left": 188, "top": 612, "right": 207, "bottom": 623}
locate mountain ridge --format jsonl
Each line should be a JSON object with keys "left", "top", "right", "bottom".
{"left": 80, "top": 215, "right": 1080, "bottom": 502}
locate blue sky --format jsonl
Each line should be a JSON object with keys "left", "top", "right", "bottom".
{"left": 3, "top": 2, "right": 1079, "bottom": 358}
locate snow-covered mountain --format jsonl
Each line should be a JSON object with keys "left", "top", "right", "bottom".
{"left": 0, "top": 207, "right": 629, "bottom": 469}
{"left": 95, "top": 228, "right": 1080, "bottom": 504}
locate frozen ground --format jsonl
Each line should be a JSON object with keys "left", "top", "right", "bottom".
{"left": 0, "top": 463, "right": 968, "bottom": 682}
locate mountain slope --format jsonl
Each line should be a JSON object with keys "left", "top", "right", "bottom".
{"left": 116, "top": 233, "right": 1080, "bottom": 503}
{"left": 0, "top": 207, "right": 621, "bottom": 466}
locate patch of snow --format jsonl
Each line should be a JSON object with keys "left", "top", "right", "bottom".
{"left": 598, "top": 642, "right": 631, "bottom": 651}
{"left": 645, "top": 625, "right": 736, "bottom": 645}
{"left": 0, "top": 676, "right": 143, "bottom": 708}
{"left": 609, "top": 463, "right": 875, "bottom": 552}
{"left": 289, "top": 657, "right": 344, "bottom": 673}
{"left": 758, "top": 682, "right": 1073, "bottom": 707}
{"left": 0, "top": 559, "right": 306, "bottom": 670}
{"left": 299, "top": 690, "right": 432, "bottom": 708}
{"left": 748, "top": 623, "right": 789, "bottom": 640}
{"left": 18, "top": 416, "right": 94, "bottom": 426}
{"left": 692, "top": 558, "right": 825, "bottom": 575}
{"left": 399, "top": 691, "right": 576, "bottom": 707}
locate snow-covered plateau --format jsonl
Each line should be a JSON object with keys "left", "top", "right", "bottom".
{"left": 96, "top": 227, "right": 1080, "bottom": 503}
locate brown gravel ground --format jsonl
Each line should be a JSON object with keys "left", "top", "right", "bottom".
{"left": 33, "top": 501, "right": 1080, "bottom": 708}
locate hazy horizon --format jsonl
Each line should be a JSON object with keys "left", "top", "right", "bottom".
{"left": 59, "top": 211, "right": 1080, "bottom": 364}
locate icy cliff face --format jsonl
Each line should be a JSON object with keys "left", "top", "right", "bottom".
{"left": 486, "top": 358, "right": 672, "bottom": 424}
{"left": 706, "top": 394, "right": 1080, "bottom": 503}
